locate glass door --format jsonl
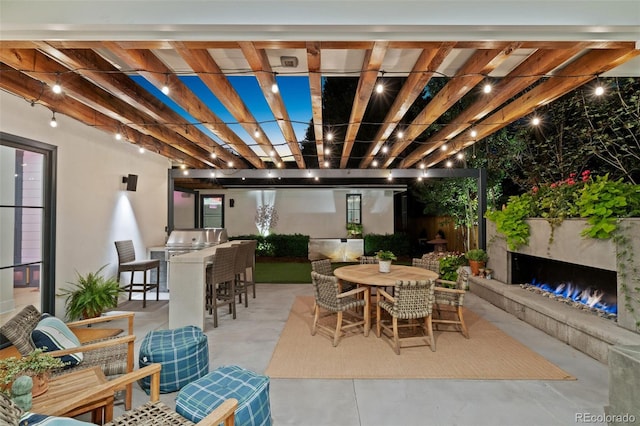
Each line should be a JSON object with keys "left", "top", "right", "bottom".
{"left": 1, "top": 133, "right": 56, "bottom": 331}
{"left": 200, "top": 195, "right": 224, "bottom": 228}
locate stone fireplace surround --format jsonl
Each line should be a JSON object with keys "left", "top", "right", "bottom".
{"left": 474, "top": 219, "right": 640, "bottom": 364}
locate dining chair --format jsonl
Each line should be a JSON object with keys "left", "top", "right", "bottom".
{"left": 359, "top": 255, "right": 379, "bottom": 264}
{"left": 415, "top": 255, "right": 441, "bottom": 275}
{"left": 114, "top": 240, "right": 160, "bottom": 308}
{"left": 205, "top": 245, "right": 238, "bottom": 328}
{"left": 376, "top": 279, "right": 436, "bottom": 354}
{"left": 433, "top": 268, "right": 470, "bottom": 338}
{"left": 311, "top": 259, "right": 333, "bottom": 275}
{"left": 310, "top": 271, "right": 370, "bottom": 347}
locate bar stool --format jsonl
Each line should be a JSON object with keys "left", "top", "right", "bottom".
{"left": 114, "top": 240, "right": 160, "bottom": 308}
{"left": 205, "top": 245, "right": 238, "bottom": 328}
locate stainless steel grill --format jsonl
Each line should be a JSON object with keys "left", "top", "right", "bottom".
{"left": 165, "top": 228, "right": 228, "bottom": 260}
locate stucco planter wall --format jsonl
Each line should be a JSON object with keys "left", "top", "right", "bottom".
{"left": 487, "top": 218, "right": 640, "bottom": 333}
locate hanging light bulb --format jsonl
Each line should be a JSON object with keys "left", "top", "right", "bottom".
{"left": 323, "top": 160, "right": 330, "bottom": 168}
{"left": 254, "top": 129, "right": 260, "bottom": 138}
{"left": 419, "top": 163, "right": 425, "bottom": 169}
{"left": 180, "top": 163, "right": 187, "bottom": 170}
{"left": 483, "top": 83, "right": 492, "bottom": 94}
{"left": 326, "top": 132, "right": 333, "bottom": 141}
{"left": 324, "top": 147, "right": 330, "bottom": 155}
{"left": 381, "top": 145, "right": 388, "bottom": 154}
{"left": 211, "top": 150, "right": 217, "bottom": 159}
{"left": 445, "top": 160, "right": 453, "bottom": 168}
{"left": 375, "top": 82, "right": 384, "bottom": 94}
{"left": 269, "top": 149, "right": 276, "bottom": 157}
{"left": 115, "top": 132, "right": 122, "bottom": 141}
{"left": 314, "top": 176, "right": 319, "bottom": 181}
{"left": 417, "top": 176, "right": 423, "bottom": 182}
{"left": 228, "top": 161, "right": 234, "bottom": 168}
{"left": 532, "top": 116, "right": 541, "bottom": 126}
{"left": 49, "top": 112, "right": 58, "bottom": 128}
{"left": 139, "top": 147, "right": 145, "bottom": 154}
{"left": 276, "top": 162, "right": 282, "bottom": 168}
{"left": 182, "top": 170, "right": 189, "bottom": 176}
{"left": 372, "top": 160, "right": 378, "bottom": 167}
{"left": 387, "top": 172, "right": 392, "bottom": 181}
{"left": 397, "top": 130, "right": 404, "bottom": 139}
{"left": 161, "top": 74, "right": 170, "bottom": 95}
{"left": 594, "top": 84, "right": 605, "bottom": 96}
{"left": 52, "top": 82, "right": 62, "bottom": 94}
{"left": 456, "top": 152, "right": 464, "bottom": 160}
{"left": 470, "top": 129, "right": 478, "bottom": 138}
{"left": 441, "top": 144, "right": 448, "bottom": 151}
{"left": 271, "top": 83, "right": 279, "bottom": 93}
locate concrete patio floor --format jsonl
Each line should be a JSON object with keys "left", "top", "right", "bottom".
{"left": 111, "top": 283, "right": 610, "bottom": 426}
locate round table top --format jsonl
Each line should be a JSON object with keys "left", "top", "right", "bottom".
{"left": 333, "top": 264, "right": 438, "bottom": 287}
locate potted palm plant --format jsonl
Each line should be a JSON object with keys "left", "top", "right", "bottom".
{"left": 57, "top": 264, "right": 123, "bottom": 320}
{"left": 465, "top": 249, "right": 488, "bottom": 276}
{"left": 376, "top": 250, "right": 397, "bottom": 273}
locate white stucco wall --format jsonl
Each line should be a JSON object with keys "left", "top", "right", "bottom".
{"left": 196, "top": 187, "right": 395, "bottom": 238}
{"left": 0, "top": 91, "right": 170, "bottom": 316}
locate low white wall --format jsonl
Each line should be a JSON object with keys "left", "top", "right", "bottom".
{"left": 196, "top": 187, "right": 395, "bottom": 238}
{"left": 0, "top": 91, "right": 170, "bottom": 317}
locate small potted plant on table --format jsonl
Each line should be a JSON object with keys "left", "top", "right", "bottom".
{"left": 0, "top": 348, "right": 65, "bottom": 397}
{"left": 376, "top": 250, "right": 397, "bottom": 273}
{"left": 465, "top": 249, "right": 488, "bottom": 276}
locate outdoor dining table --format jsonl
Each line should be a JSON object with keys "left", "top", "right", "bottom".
{"left": 333, "top": 263, "right": 438, "bottom": 288}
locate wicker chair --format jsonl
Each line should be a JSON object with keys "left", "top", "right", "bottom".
{"left": 376, "top": 279, "right": 436, "bottom": 354}
{"left": 310, "top": 271, "right": 370, "bottom": 347}
{"left": 433, "top": 268, "right": 470, "bottom": 338}
{"left": 359, "top": 255, "right": 379, "bottom": 264}
{"left": 242, "top": 239, "right": 258, "bottom": 299}
{"left": 114, "top": 240, "right": 160, "bottom": 308}
{"left": 0, "top": 305, "right": 136, "bottom": 409}
{"left": 231, "top": 242, "right": 252, "bottom": 307}
{"left": 412, "top": 257, "right": 441, "bottom": 275}
{"left": 205, "top": 245, "right": 238, "bottom": 328}
{"left": 311, "top": 259, "right": 333, "bottom": 275}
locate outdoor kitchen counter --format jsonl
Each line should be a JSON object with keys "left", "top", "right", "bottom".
{"left": 168, "top": 240, "right": 247, "bottom": 330}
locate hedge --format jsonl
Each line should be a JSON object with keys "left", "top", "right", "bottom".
{"left": 230, "top": 233, "right": 309, "bottom": 258}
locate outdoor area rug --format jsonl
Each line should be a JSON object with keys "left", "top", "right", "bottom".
{"left": 265, "top": 296, "right": 576, "bottom": 380}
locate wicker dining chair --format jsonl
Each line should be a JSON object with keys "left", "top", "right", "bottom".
{"left": 310, "top": 271, "right": 370, "bottom": 347}
{"left": 433, "top": 268, "right": 470, "bottom": 338}
{"left": 205, "top": 245, "right": 238, "bottom": 328}
{"left": 311, "top": 259, "right": 333, "bottom": 275}
{"left": 376, "top": 279, "right": 436, "bottom": 354}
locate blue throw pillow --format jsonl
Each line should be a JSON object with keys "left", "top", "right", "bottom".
{"left": 30, "top": 316, "right": 83, "bottom": 367}
{"left": 20, "top": 412, "right": 96, "bottom": 425}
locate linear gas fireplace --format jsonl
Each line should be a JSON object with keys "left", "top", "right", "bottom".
{"left": 511, "top": 253, "right": 618, "bottom": 319}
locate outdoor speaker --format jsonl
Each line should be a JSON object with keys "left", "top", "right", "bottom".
{"left": 122, "top": 174, "right": 138, "bottom": 191}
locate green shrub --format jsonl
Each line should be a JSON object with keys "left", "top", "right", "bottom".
{"left": 364, "top": 233, "right": 410, "bottom": 257}
{"left": 439, "top": 253, "right": 466, "bottom": 282}
{"left": 232, "top": 233, "right": 309, "bottom": 257}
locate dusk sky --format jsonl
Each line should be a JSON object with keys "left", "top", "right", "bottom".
{"left": 131, "top": 75, "right": 313, "bottom": 161}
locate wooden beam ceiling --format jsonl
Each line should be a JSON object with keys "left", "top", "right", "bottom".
{"left": 1, "top": 41, "right": 638, "bottom": 177}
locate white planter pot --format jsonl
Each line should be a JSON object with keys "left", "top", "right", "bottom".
{"left": 379, "top": 260, "right": 391, "bottom": 273}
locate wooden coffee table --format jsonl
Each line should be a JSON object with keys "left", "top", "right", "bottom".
{"left": 31, "top": 366, "right": 114, "bottom": 424}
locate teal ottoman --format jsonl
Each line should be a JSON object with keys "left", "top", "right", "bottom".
{"left": 175, "top": 365, "right": 271, "bottom": 426}
{"left": 138, "top": 325, "right": 209, "bottom": 393}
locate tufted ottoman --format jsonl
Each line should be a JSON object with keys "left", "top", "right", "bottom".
{"left": 176, "top": 365, "right": 271, "bottom": 426}
{"left": 138, "top": 325, "right": 209, "bottom": 393}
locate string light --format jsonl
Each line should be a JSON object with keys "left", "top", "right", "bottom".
{"left": 441, "top": 144, "right": 448, "bottom": 151}
{"left": 228, "top": 161, "right": 234, "bottom": 168}
{"left": 254, "top": 129, "right": 260, "bottom": 138}
{"left": 375, "top": 71, "right": 385, "bottom": 94}
{"left": 387, "top": 172, "right": 392, "bottom": 181}
{"left": 419, "top": 163, "right": 425, "bottom": 169}
{"left": 115, "top": 132, "right": 122, "bottom": 141}
{"left": 531, "top": 116, "right": 541, "bottom": 126}
{"left": 397, "top": 130, "right": 404, "bottom": 139}
{"left": 381, "top": 145, "right": 388, "bottom": 154}
{"left": 182, "top": 170, "right": 189, "bottom": 176}
{"left": 324, "top": 147, "right": 330, "bottom": 155}
{"left": 269, "top": 149, "right": 276, "bottom": 157}
{"left": 326, "top": 132, "right": 333, "bottom": 141}
{"left": 483, "top": 83, "right": 492, "bottom": 94}
{"left": 470, "top": 129, "right": 478, "bottom": 138}
{"left": 49, "top": 111, "right": 57, "bottom": 128}
{"left": 161, "top": 74, "right": 170, "bottom": 95}
{"left": 456, "top": 152, "right": 464, "bottom": 160}
{"left": 139, "top": 147, "right": 145, "bottom": 153}
{"left": 271, "top": 83, "right": 279, "bottom": 94}
{"left": 445, "top": 160, "right": 453, "bottom": 168}
{"left": 210, "top": 149, "right": 217, "bottom": 159}
{"left": 323, "top": 160, "right": 329, "bottom": 168}
{"left": 594, "top": 85, "right": 604, "bottom": 96}
{"left": 372, "top": 160, "right": 378, "bottom": 167}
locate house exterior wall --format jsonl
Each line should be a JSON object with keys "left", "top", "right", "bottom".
{"left": 0, "top": 91, "right": 170, "bottom": 317}
{"left": 194, "top": 187, "right": 395, "bottom": 238}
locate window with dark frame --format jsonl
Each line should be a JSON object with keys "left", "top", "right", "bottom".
{"left": 346, "top": 194, "right": 362, "bottom": 225}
